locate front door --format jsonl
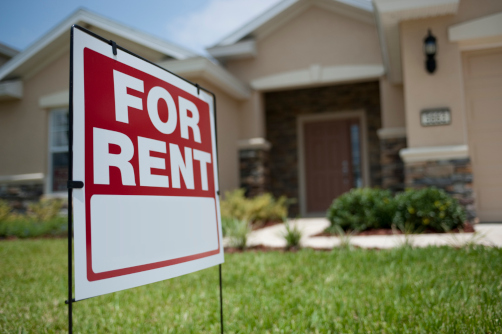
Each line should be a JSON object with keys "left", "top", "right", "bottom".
{"left": 303, "top": 118, "right": 362, "bottom": 214}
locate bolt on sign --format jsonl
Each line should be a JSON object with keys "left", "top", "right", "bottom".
{"left": 71, "top": 27, "right": 224, "bottom": 300}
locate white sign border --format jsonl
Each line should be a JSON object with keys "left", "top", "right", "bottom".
{"left": 72, "top": 26, "right": 224, "bottom": 301}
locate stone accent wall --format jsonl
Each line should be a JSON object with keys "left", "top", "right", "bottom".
{"left": 380, "top": 137, "right": 407, "bottom": 192}
{"left": 239, "top": 148, "right": 270, "bottom": 198}
{"left": 264, "top": 81, "right": 382, "bottom": 215}
{"left": 0, "top": 183, "right": 44, "bottom": 211}
{"left": 405, "top": 158, "right": 476, "bottom": 220}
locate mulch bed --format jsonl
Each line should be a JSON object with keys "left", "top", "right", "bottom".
{"left": 224, "top": 245, "right": 333, "bottom": 253}
{"left": 251, "top": 220, "right": 283, "bottom": 231}
{"left": 224, "top": 245, "right": 285, "bottom": 253}
{"left": 313, "top": 223, "right": 475, "bottom": 237}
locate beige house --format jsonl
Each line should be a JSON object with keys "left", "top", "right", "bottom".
{"left": 0, "top": 0, "right": 501, "bottom": 222}
{"left": 0, "top": 10, "right": 249, "bottom": 203}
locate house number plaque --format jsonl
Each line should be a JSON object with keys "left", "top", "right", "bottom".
{"left": 421, "top": 108, "right": 451, "bottom": 126}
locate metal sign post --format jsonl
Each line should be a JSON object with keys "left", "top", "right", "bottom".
{"left": 66, "top": 25, "right": 225, "bottom": 333}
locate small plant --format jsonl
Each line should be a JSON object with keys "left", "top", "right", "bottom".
{"left": 281, "top": 219, "right": 302, "bottom": 250}
{"left": 225, "top": 218, "right": 251, "bottom": 250}
{"left": 326, "top": 188, "right": 396, "bottom": 233}
{"left": 220, "top": 189, "right": 291, "bottom": 227}
{"left": 332, "top": 225, "right": 357, "bottom": 250}
{"left": 393, "top": 187, "right": 466, "bottom": 233}
{"left": 392, "top": 222, "right": 422, "bottom": 248}
{"left": 221, "top": 216, "right": 232, "bottom": 237}
{"left": 444, "top": 225, "right": 489, "bottom": 249}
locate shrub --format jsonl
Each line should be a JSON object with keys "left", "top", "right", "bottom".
{"left": 281, "top": 219, "right": 302, "bottom": 250}
{"left": 220, "top": 189, "right": 290, "bottom": 226}
{"left": 393, "top": 187, "right": 466, "bottom": 232}
{"left": 0, "top": 216, "right": 67, "bottom": 238}
{"left": 326, "top": 188, "right": 396, "bottom": 233}
{"left": 0, "top": 200, "right": 11, "bottom": 222}
{"left": 27, "top": 198, "right": 63, "bottom": 222}
{"left": 0, "top": 199, "right": 67, "bottom": 239}
{"left": 224, "top": 218, "right": 250, "bottom": 249}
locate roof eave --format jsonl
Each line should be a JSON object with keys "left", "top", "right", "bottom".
{"left": 212, "top": 0, "right": 374, "bottom": 48}
{"left": 158, "top": 57, "right": 251, "bottom": 100}
{"left": 0, "top": 44, "right": 19, "bottom": 58}
{"left": 0, "top": 9, "right": 198, "bottom": 82}
{"left": 206, "top": 40, "right": 257, "bottom": 61}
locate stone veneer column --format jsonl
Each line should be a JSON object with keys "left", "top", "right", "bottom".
{"left": 377, "top": 128, "right": 407, "bottom": 192}
{"left": 237, "top": 138, "right": 271, "bottom": 198}
{"left": 400, "top": 145, "right": 475, "bottom": 221}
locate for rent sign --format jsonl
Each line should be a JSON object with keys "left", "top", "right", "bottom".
{"left": 72, "top": 28, "right": 223, "bottom": 300}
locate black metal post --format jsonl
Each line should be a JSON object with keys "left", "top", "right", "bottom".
{"left": 208, "top": 91, "right": 224, "bottom": 334}
{"left": 219, "top": 264, "right": 224, "bottom": 334}
{"left": 67, "top": 26, "right": 75, "bottom": 334}
{"left": 67, "top": 185, "right": 73, "bottom": 334}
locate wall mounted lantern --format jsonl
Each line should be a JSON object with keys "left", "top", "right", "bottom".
{"left": 424, "top": 29, "right": 437, "bottom": 74}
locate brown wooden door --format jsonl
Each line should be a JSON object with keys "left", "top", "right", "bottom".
{"left": 303, "top": 118, "right": 358, "bottom": 213}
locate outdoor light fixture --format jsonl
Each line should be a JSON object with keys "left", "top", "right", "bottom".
{"left": 424, "top": 29, "right": 437, "bottom": 74}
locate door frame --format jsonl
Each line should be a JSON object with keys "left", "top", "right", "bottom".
{"left": 297, "top": 110, "right": 370, "bottom": 217}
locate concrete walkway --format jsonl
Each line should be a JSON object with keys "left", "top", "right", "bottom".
{"left": 241, "top": 218, "right": 502, "bottom": 249}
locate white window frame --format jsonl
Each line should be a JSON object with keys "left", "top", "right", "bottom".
{"left": 46, "top": 108, "right": 69, "bottom": 196}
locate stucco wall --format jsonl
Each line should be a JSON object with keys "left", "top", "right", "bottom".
{"left": 193, "top": 79, "right": 241, "bottom": 194}
{"left": 238, "top": 91, "right": 265, "bottom": 139}
{"left": 400, "top": 0, "right": 502, "bottom": 148}
{"left": 401, "top": 17, "right": 467, "bottom": 148}
{"left": 453, "top": 0, "right": 502, "bottom": 24}
{"left": 224, "top": 5, "right": 383, "bottom": 140}
{"left": 226, "top": 6, "right": 382, "bottom": 83}
{"left": 0, "top": 52, "right": 69, "bottom": 179}
{"left": 379, "top": 77, "right": 405, "bottom": 128}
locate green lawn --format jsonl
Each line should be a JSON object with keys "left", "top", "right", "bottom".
{"left": 1, "top": 240, "right": 501, "bottom": 333}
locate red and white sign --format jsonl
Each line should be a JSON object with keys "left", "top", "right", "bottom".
{"left": 72, "top": 28, "right": 223, "bottom": 300}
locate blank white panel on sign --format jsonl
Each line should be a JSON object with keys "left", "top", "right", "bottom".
{"left": 91, "top": 195, "right": 218, "bottom": 273}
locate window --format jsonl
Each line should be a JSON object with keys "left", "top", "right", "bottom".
{"left": 350, "top": 122, "right": 363, "bottom": 188}
{"left": 49, "top": 109, "right": 69, "bottom": 192}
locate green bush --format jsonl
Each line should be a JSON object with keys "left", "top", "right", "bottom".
{"left": 326, "top": 187, "right": 467, "bottom": 234}
{"left": 326, "top": 188, "right": 396, "bottom": 233}
{"left": 393, "top": 187, "right": 466, "bottom": 232}
{"left": 221, "top": 216, "right": 243, "bottom": 237}
{"left": 0, "top": 199, "right": 67, "bottom": 238}
{"left": 220, "top": 189, "right": 290, "bottom": 226}
{"left": 27, "top": 198, "right": 63, "bottom": 222}
{"left": 0, "top": 200, "right": 11, "bottom": 222}
{"left": 0, "top": 217, "right": 67, "bottom": 238}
